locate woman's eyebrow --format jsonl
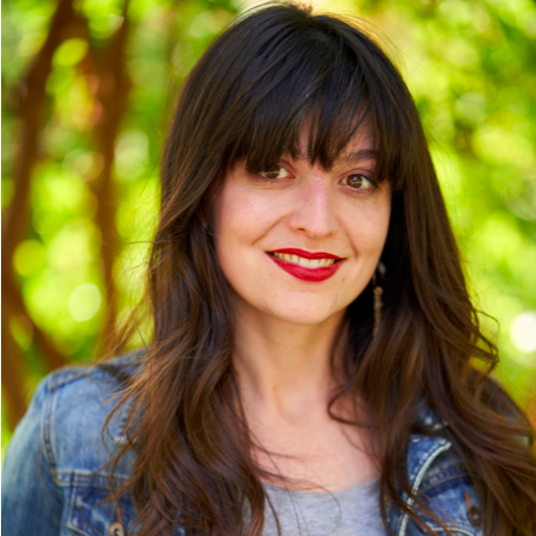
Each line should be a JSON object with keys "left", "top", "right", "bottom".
{"left": 337, "top": 149, "right": 378, "bottom": 165}
{"left": 290, "top": 149, "right": 378, "bottom": 166}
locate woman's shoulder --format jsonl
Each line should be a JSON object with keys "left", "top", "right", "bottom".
{"left": 2, "top": 351, "right": 146, "bottom": 536}
{"left": 390, "top": 404, "right": 484, "bottom": 536}
{"left": 44, "top": 348, "right": 142, "bottom": 405}
{"left": 29, "top": 350, "right": 143, "bottom": 480}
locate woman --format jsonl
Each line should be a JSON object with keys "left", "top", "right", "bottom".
{"left": 2, "top": 3, "right": 536, "bottom": 536}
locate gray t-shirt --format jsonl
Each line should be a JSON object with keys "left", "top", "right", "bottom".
{"left": 262, "top": 478, "right": 385, "bottom": 536}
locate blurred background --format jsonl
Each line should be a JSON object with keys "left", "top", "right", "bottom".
{"left": 2, "top": 0, "right": 536, "bottom": 453}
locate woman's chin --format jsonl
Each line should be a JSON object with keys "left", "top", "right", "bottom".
{"left": 255, "top": 300, "right": 346, "bottom": 328}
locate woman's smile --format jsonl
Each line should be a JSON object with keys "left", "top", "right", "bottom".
{"left": 268, "top": 249, "right": 344, "bottom": 282}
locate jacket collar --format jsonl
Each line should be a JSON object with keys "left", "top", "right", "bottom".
{"left": 388, "top": 404, "right": 453, "bottom": 536}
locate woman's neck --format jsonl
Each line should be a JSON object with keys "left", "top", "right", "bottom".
{"left": 232, "top": 293, "right": 347, "bottom": 421}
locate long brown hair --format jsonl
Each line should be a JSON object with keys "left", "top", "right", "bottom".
{"left": 106, "top": 3, "right": 536, "bottom": 535}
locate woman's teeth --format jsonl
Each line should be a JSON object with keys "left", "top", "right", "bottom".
{"left": 272, "top": 252, "right": 336, "bottom": 268}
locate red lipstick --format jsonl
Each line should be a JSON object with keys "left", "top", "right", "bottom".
{"left": 270, "top": 248, "right": 341, "bottom": 260}
{"left": 268, "top": 248, "right": 343, "bottom": 282}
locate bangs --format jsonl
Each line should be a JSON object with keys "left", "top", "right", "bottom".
{"left": 211, "top": 10, "right": 410, "bottom": 189}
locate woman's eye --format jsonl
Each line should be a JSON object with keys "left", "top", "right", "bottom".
{"left": 259, "top": 166, "right": 290, "bottom": 180}
{"left": 342, "top": 174, "right": 374, "bottom": 190}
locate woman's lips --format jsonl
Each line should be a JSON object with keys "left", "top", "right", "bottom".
{"left": 271, "top": 248, "right": 341, "bottom": 260}
{"left": 268, "top": 249, "right": 344, "bottom": 282}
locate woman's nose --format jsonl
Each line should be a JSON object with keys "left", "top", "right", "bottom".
{"left": 288, "top": 173, "right": 338, "bottom": 238}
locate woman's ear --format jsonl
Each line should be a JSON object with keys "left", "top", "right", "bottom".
{"left": 201, "top": 166, "right": 226, "bottom": 233}
{"left": 199, "top": 190, "right": 218, "bottom": 234}
{"left": 199, "top": 208, "right": 210, "bottom": 231}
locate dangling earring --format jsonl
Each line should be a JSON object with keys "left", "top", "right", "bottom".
{"left": 373, "top": 262, "right": 386, "bottom": 336}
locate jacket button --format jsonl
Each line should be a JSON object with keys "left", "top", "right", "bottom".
{"left": 108, "top": 522, "right": 125, "bottom": 536}
{"left": 468, "top": 505, "right": 483, "bottom": 527}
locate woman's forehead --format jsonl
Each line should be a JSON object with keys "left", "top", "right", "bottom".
{"left": 290, "top": 122, "right": 377, "bottom": 168}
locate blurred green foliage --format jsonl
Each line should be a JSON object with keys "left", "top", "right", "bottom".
{"left": 2, "top": 0, "right": 536, "bottom": 454}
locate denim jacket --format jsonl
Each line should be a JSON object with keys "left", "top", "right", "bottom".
{"left": 2, "top": 353, "right": 485, "bottom": 536}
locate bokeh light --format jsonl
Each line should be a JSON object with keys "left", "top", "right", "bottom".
{"left": 511, "top": 312, "right": 536, "bottom": 355}
{"left": 68, "top": 283, "right": 102, "bottom": 322}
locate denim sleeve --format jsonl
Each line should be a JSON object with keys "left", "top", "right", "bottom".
{"left": 1, "top": 376, "right": 64, "bottom": 536}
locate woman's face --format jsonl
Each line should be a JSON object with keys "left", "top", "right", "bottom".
{"left": 212, "top": 126, "right": 392, "bottom": 326}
